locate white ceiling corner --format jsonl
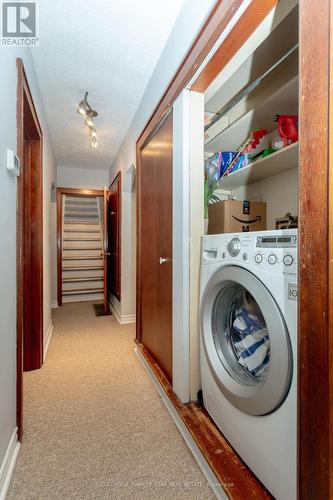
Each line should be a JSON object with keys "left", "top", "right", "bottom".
{"left": 32, "top": 0, "right": 185, "bottom": 170}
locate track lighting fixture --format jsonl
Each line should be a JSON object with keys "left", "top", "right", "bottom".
{"left": 77, "top": 91, "right": 99, "bottom": 148}
{"left": 76, "top": 92, "right": 98, "bottom": 118}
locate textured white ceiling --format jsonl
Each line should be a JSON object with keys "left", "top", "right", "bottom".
{"left": 32, "top": 0, "right": 185, "bottom": 169}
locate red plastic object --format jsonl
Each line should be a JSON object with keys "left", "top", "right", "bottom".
{"left": 274, "top": 115, "right": 298, "bottom": 145}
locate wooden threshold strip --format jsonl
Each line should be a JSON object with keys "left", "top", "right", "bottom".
{"left": 135, "top": 341, "right": 272, "bottom": 500}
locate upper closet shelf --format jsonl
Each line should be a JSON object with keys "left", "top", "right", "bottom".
{"left": 218, "top": 141, "right": 298, "bottom": 190}
{"left": 205, "top": 76, "right": 299, "bottom": 154}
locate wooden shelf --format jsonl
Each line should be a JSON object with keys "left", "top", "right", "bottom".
{"left": 219, "top": 141, "right": 298, "bottom": 190}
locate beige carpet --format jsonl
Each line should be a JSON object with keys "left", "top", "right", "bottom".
{"left": 7, "top": 302, "right": 215, "bottom": 499}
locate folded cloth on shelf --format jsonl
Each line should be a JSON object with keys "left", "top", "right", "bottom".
{"left": 232, "top": 301, "right": 270, "bottom": 378}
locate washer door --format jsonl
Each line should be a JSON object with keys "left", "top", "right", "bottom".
{"left": 201, "top": 265, "right": 292, "bottom": 415}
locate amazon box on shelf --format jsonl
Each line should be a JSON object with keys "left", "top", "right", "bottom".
{"left": 208, "top": 200, "right": 266, "bottom": 234}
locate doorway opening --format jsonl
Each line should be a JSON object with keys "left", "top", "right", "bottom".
{"left": 56, "top": 188, "right": 110, "bottom": 313}
{"left": 16, "top": 59, "right": 44, "bottom": 439}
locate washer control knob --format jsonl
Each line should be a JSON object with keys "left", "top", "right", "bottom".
{"left": 255, "top": 253, "right": 263, "bottom": 264}
{"left": 268, "top": 254, "right": 277, "bottom": 265}
{"left": 283, "top": 254, "right": 294, "bottom": 266}
{"left": 227, "top": 238, "right": 241, "bottom": 257}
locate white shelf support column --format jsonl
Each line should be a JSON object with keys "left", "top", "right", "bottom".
{"left": 172, "top": 89, "right": 204, "bottom": 403}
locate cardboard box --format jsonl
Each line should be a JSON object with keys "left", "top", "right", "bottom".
{"left": 208, "top": 200, "right": 266, "bottom": 234}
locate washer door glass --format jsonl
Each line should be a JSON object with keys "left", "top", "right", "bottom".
{"left": 201, "top": 265, "right": 293, "bottom": 415}
{"left": 213, "top": 285, "right": 270, "bottom": 385}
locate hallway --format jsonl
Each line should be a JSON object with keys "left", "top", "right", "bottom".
{"left": 7, "top": 303, "right": 214, "bottom": 499}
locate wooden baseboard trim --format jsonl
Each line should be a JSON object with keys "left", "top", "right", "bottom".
{"left": 134, "top": 340, "right": 271, "bottom": 500}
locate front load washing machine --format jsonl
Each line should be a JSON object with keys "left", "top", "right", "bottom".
{"left": 200, "top": 230, "right": 297, "bottom": 500}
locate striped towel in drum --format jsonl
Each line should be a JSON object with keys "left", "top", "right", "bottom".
{"left": 232, "top": 305, "right": 270, "bottom": 377}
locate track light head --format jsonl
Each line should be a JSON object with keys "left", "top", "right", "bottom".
{"left": 76, "top": 92, "right": 98, "bottom": 118}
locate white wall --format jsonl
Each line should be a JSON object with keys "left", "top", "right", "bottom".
{"left": 57, "top": 165, "right": 108, "bottom": 189}
{"left": 108, "top": 0, "right": 216, "bottom": 320}
{"left": 233, "top": 167, "right": 298, "bottom": 230}
{"left": 0, "top": 47, "right": 56, "bottom": 485}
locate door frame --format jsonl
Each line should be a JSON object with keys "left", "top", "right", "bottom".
{"left": 16, "top": 58, "right": 43, "bottom": 439}
{"left": 56, "top": 187, "right": 104, "bottom": 306}
{"left": 108, "top": 172, "right": 122, "bottom": 302}
{"left": 136, "top": 0, "right": 332, "bottom": 497}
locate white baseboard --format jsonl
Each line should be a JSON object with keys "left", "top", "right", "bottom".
{"left": 51, "top": 301, "right": 58, "bottom": 309}
{"left": 108, "top": 299, "right": 136, "bottom": 325}
{"left": 0, "top": 428, "right": 20, "bottom": 500}
{"left": 43, "top": 320, "right": 53, "bottom": 362}
{"left": 135, "top": 347, "right": 227, "bottom": 500}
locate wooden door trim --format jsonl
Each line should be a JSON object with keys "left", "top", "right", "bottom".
{"left": 16, "top": 58, "right": 43, "bottom": 440}
{"left": 109, "top": 172, "right": 122, "bottom": 302}
{"left": 191, "top": 0, "right": 278, "bottom": 92}
{"left": 299, "top": 1, "right": 331, "bottom": 498}
{"left": 56, "top": 187, "right": 104, "bottom": 306}
{"left": 103, "top": 187, "right": 109, "bottom": 312}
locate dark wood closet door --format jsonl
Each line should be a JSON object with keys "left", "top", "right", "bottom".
{"left": 139, "top": 112, "right": 173, "bottom": 381}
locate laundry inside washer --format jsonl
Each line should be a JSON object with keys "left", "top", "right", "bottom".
{"left": 212, "top": 286, "right": 270, "bottom": 382}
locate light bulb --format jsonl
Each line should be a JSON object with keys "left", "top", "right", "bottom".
{"left": 85, "top": 116, "right": 94, "bottom": 128}
{"left": 90, "top": 137, "right": 98, "bottom": 149}
{"left": 88, "top": 126, "right": 97, "bottom": 138}
{"left": 77, "top": 104, "right": 86, "bottom": 115}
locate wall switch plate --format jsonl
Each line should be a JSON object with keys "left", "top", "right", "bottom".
{"left": 6, "top": 149, "right": 20, "bottom": 177}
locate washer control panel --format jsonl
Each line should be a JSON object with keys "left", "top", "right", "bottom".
{"left": 202, "top": 230, "right": 297, "bottom": 276}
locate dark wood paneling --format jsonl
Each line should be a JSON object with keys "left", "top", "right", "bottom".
{"left": 298, "top": 1, "right": 331, "bottom": 498}
{"left": 16, "top": 58, "right": 43, "bottom": 438}
{"left": 108, "top": 173, "right": 121, "bottom": 301}
{"left": 56, "top": 187, "right": 104, "bottom": 306}
{"left": 137, "top": 112, "right": 173, "bottom": 382}
{"left": 135, "top": 341, "right": 272, "bottom": 499}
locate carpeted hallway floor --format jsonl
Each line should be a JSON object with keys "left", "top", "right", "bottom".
{"left": 7, "top": 302, "right": 215, "bottom": 499}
